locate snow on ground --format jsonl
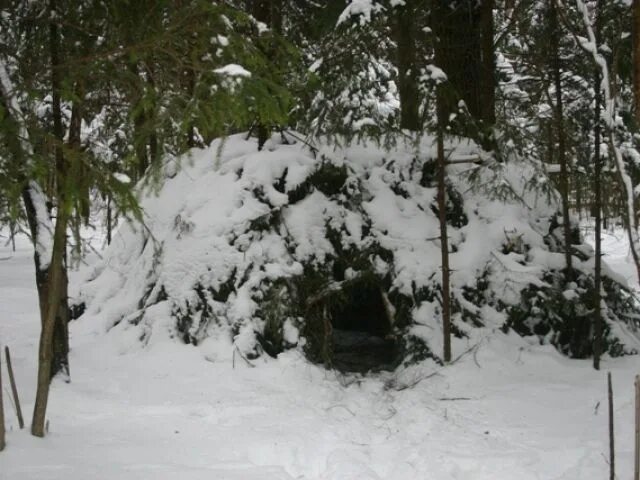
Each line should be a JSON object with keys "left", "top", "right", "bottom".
{"left": 0, "top": 233, "right": 639, "bottom": 479}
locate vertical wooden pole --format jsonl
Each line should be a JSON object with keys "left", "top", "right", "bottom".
{"left": 634, "top": 374, "right": 639, "bottom": 480}
{"left": 5, "top": 347, "right": 24, "bottom": 429}
{"left": 608, "top": 372, "right": 615, "bottom": 480}
{"left": 0, "top": 346, "right": 5, "bottom": 451}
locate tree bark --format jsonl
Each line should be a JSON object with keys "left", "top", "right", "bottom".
{"left": 550, "top": 0, "right": 573, "bottom": 278}
{"left": 31, "top": 0, "right": 71, "bottom": 437}
{"left": 432, "top": 0, "right": 482, "bottom": 121}
{"left": 252, "top": 0, "right": 274, "bottom": 149}
{"left": 5, "top": 346, "right": 24, "bottom": 429}
{"left": 0, "top": 348, "right": 5, "bottom": 451}
{"left": 31, "top": 205, "right": 69, "bottom": 437}
{"left": 436, "top": 88, "right": 452, "bottom": 363}
{"left": 593, "top": 0, "right": 603, "bottom": 371}
{"left": 106, "top": 193, "right": 112, "bottom": 246}
{"left": 480, "top": 0, "right": 495, "bottom": 127}
{"left": 608, "top": 372, "right": 615, "bottom": 480}
{"left": 394, "top": 0, "right": 420, "bottom": 131}
{"left": 49, "top": 0, "right": 69, "bottom": 381}
{"left": 432, "top": 0, "right": 494, "bottom": 146}
{"left": 634, "top": 374, "right": 639, "bottom": 480}
{"left": 633, "top": 0, "right": 640, "bottom": 123}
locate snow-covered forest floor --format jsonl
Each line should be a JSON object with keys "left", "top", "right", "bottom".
{"left": 0, "top": 231, "right": 639, "bottom": 480}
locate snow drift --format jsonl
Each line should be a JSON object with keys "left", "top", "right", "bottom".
{"left": 73, "top": 133, "right": 640, "bottom": 369}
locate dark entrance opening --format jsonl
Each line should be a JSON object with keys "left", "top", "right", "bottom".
{"left": 329, "top": 281, "right": 397, "bottom": 373}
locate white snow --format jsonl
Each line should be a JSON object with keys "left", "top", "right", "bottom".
{"left": 112, "top": 172, "right": 131, "bottom": 184}
{"left": 337, "top": 0, "right": 382, "bottom": 26}
{"left": 1, "top": 234, "right": 640, "bottom": 479}
{"left": 214, "top": 64, "right": 251, "bottom": 78}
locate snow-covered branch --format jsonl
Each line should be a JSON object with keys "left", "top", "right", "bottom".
{"left": 337, "top": 0, "right": 384, "bottom": 26}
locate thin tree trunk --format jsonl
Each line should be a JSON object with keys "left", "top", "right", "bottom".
{"left": 593, "top": 0, "right": 603, "bottom": 371}
{"left": 550, "top": 0, "right": 573, "bottom": 278}
{"left": 0, "top": 348, "right": 5, "bottom": 451}
{"left": 480, "top": 0, "right": 496, "bottom": 128}
{"left": 253, "top": 0, "right": 273, "bottom": 149}
{"left": 633, "top": 0, "right": 640, "bottom": 123}
{"left": 49, "top": 0, "right": 69, "bottom": 381}
{"left": 32, "top": 0, "right": 70, "bottom": 437}
{"left": 130, "top": 62, "right": 149, "bottom": 181}
{"left": 394, "top": 0, "right": 420, "bottom": 131}
{"left": 608, "top": 372, "right": 615, "bottom": 480}
{"left": 592, "top": 92, "right": 603, "bottom": 367}
{"left": 106, "top": 193, "right": 112, "bottom": 246}
{"left": 436, "top": 97, "right": 452, "bottom": 363}
{"left": 5, "top": 347, "right": 24, "bottom": 429}
{"left": 634, "top": 374, "right": 639, "bottom": 480}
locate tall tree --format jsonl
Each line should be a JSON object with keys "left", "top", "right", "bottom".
{"left": 633, "top": 0, "right": 640, "bottom": 122}
{"left": 592, "top": 0, "right": 603, "bottom": 370}
{"left": 549, "top": 0, "right": 574, "bottom": 278}
{"left": 393, "top": 0, "right": 421, "bottom": 131}
{"left": 431, "top": 0, "right": 495, "bottom": 145}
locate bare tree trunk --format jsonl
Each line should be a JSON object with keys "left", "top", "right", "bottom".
{"left": 592, "top": 87, "right": 603, "bottom": 369}
{"left": 31, "top": 206, "right": 69, "bottom": 437}
{"left": 5, "top": 347, "right": 24, "bottom": 429}
{"left": 394, "top": 0, "right": 420, "bottom": 131}
{"left": 550, "top": 0, "right": 573, "bottom": 278}
{"left": 436, "top": 98, "right": 452, "bottom": 364}
{"left": 608, "top": 372, "right": 615, "bottom": 480}
{"left": 22, "top": 188, "right": 68, "bottom": 380}
{"left": 253, "top": 0, "right": 274, "bottom": 150}
{"left": 106, "top": 193, "right": 112, "bottom": 246}
{"left": 593, "top": 0, "right": 603, "bottom": 371}
{"left": 633, "top": 0, "right": 640, "bottom": 123}
{"left": 49, "top": 0, "right": 69, "bottom": 381}
{"left": 634, "top": 374, "right": 639, "bottom": 480}
{"left": 432, "top": 0, "right": 482, "bottom": 122}
{"left": 480, "top": 0, "right": 496, "bottom": 128}
{"left": 0, "top": 348, "right": 5, "bottom": 451}
{"left": 32, "top": 0, "right": 70, "bottom": 437}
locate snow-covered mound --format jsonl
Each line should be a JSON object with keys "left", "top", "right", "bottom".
{"left": 74, "top": 133, "right": 640, "bottom": 367}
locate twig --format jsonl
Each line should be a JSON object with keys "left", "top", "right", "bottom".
{"left": 387, "top": 371, "right": 441, "bottom": 392}
{"left": 608, "top": 372, "right": 615, "bottom": 480}
{"left": 325, "top": 404, "right": 356, "bottom": 416}
{"left": 5, "top": 346, "right": 23, "bottom": 429}
{"left": 233, "top": 346, "right": 255, "bottom": 368}
{"left": 0, "top": 345, "right": 5, "bottom": 451}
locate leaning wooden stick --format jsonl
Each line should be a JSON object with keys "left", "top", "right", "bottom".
{"left": 634, "top": 374, "right": 639, "bottom": 480}
{"left": 608, "top": 372, "right": 615, "bottom": 480}
{"left": 0, "top": 346, "right": 5, "bottom": 451}
{"left": 5, "top": 347, "right": 23, "bottom": 429}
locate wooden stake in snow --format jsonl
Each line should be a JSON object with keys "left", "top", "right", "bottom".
{"left": 5, "top": 347, "right": 24, "bottom": 429}
{"left": 0, "top": 346, "right": 5, "bottom": 451}
{"left": 608, "top": 372, "right": 615, "bottom": 480}
{"left": 634, "top": 374, "right": 639, "bottom": 480}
